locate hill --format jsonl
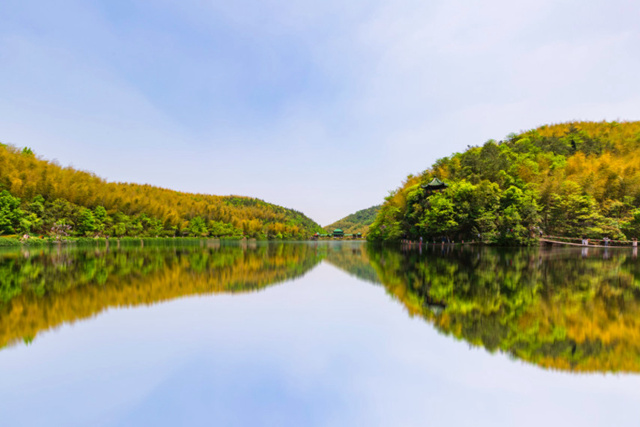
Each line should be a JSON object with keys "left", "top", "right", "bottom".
{"left": 368, "top": 121, "right": 640, "bottom": 244}
{"left": 324, "top": 205, "right": 381, "bottom": 235}
{"left": 0, "top": 144, "right": 323, "bottom": 239}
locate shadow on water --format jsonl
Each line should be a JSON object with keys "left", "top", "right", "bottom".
{"left": 2, "top": 240, "right": 640, "bottom": 374}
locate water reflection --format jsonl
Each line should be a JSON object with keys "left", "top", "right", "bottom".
{"left": 0, "top": 241, "right": 322, "bottom": 350}
{"left": 1, "top": 241, "right": 640, "bottom": 374}
{"left": 365, "top": 244, "right": 640, "bottom": 374}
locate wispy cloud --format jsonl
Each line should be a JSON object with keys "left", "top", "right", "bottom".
{"left": 1, "top": 0, "right": 638, "bottom": 224}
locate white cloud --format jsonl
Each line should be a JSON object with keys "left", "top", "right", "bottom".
{"left": 1, "top": 0, "right": 639, "bottom": 224}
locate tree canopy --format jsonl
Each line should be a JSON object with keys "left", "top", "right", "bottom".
{"left": 368, "top": 121, "right": 640, "bottom": 244}
{"left": 0, "top": 145, "right": 323, "bottom": 239}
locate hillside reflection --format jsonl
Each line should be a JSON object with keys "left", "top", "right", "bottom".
{"left": 2, "top": 241, "right": 640, "bottom": 374}
{"left": 365, "top": 244, "right": 640, "bottom": 374}
{"left": 0, "top": 241, "right": 322, "bottom": 350}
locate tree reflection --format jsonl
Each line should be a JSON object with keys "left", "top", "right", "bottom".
{"left": 3, "top": 241, "right": 640, "bottom": 373}
{"left": 0, "top": 242, "right": 322, "bottom": 350}
{"left": 366, "top": 244, "right": 640, "bottom": 373}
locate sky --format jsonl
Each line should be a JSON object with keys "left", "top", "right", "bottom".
{"left": 1, "top": 0, "right": 639, "bottom": 225}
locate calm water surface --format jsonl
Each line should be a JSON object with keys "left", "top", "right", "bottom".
{"left": 1, "top": 241, "right": 639, "bottom": 426}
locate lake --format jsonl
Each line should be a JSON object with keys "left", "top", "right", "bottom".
{"left": 1, "top": 240, "right": 639, "bottom": 426}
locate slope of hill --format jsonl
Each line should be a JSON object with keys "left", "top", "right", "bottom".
{"left": 324, "top": 205, "right": 381, "bottom": 235}
{"left": 368, "top": 121, "right": 640, "bottom": 244}
{"left": 0, "top": 144, "right": 323, "bottom": 239}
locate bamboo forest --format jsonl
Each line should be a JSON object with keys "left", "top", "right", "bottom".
{"left": 0, "top": 144, "right": 322, "bottom": 242}
{"left": 369, "top": 121, "right": 640, "bottom": 244}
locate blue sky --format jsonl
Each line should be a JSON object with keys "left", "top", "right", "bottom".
{"left": 2, "top": 0, "right": 639, "bottom": 224}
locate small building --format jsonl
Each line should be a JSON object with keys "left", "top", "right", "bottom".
{"left": 422, "top": 177, "right": 448, "bottom": 194}
{"left": 333, "top": 228, "right": 344, "bottom": 238}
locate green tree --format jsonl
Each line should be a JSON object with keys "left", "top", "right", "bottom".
{"left": 621, "top": 209, "right": 640, "bottom": 238}
{"left": 29, "top": 195, "right": 45, "bottom": 217}
{"left": 420, "top": 194, "right": 457, "bottom": 236}
{"left": 93, "top": 206, "right": 108, "bottom": 234}
{"left": 209, "top": 220, "right": 241, "bottom": 237}
{"left": 0, "top": 191, "right": 24, "bottom": 235}
{"left": 76, "top": 208, "right": 97, "bottom": 236}
{"left": 112, "top": 223, "right": 127, "bottom": 237}
{"left": 188, "top": 216, "right": 208, "bottom": 237}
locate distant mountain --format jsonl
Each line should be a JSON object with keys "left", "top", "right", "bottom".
{"left": 324, "top": 205, "right": 381, "bottom": 235}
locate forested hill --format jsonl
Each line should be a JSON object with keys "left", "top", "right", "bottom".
{"left": 368, "top": 121, "right": 640, "bottom": 244}
{"left": 324, "top": 205, "right": 381, "bottom": 235}
{"left": 0, "top": 144, "right": 323, "bottom": 239}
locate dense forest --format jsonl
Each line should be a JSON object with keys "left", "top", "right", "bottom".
{"left": 324, "top": 205, "right": 380, "bottom": 235}
{"left": 368, "top": 121, "right": 640, "bottom": 244}
{"left": 0, "top": 144, "right": 323, "bottom": 240}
